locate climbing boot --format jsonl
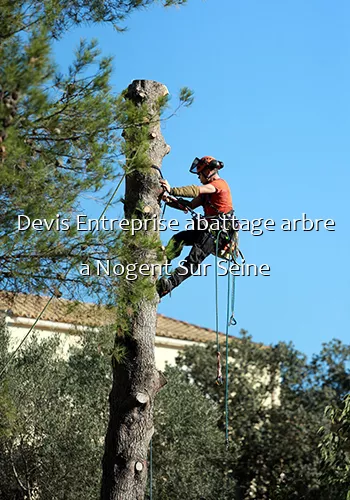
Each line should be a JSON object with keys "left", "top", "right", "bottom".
{"left": 156, "top": 276, "right": 174, "bottom": 298}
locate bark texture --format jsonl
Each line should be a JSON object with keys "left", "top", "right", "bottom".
{"left": 100, "top": 80, "right": 170, "bottom": 500}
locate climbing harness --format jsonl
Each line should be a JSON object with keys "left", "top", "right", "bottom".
{"left": 210, "top": 215, "right": 244, "bottom": 264}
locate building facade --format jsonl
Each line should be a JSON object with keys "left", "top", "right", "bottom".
{"left": 0, "top": 291, "right": 222, "bottom": 370}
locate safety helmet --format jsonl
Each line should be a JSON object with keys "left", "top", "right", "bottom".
{"left": 189, "top": 156, "right": 224, "bottom": 174}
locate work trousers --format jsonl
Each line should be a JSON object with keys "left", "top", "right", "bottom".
{"left": 165, "top": 229, "right": 217, "bottom": 289}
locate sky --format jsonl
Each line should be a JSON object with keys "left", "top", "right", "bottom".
{"left": 53, "top": 0, "right": 349, "bottom": 358}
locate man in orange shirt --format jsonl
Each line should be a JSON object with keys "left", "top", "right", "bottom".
{"left": 157, "top": 156, "right": 234, "bottom": 297}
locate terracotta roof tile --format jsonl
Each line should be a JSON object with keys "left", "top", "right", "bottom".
{"left": 156, "top": 314, "right": 220, "bottom": 342}
{"left": 0, "top": 291, "right": 225, "bottom": 343}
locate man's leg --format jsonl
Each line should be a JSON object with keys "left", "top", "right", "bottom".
{"left": 164, "top": 230, "right": 193, "bottom": 263}
{"left": 158, "top": 230, "right": 215, "bottom": 296}
{"left": 171, "top": 230, "right": 215, "bottom": 287}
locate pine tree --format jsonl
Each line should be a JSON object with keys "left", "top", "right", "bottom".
{"left": 100, "top": 79, "right": 170, "bottom": 500}
{"left": 0, "top": 0, "right": 188, "bottom": 298}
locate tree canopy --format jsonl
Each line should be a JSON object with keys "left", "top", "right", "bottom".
{"left": 1, "top": 322, "right": 349, "bottom": 500}
{"left": 0, "top": 0, "right": 191, "bottom": 299}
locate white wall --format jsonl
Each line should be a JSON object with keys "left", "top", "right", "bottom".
{"left": 5, "top": 315, "right": 280, "bottom": 405}
{"left": 5, "top": 316, "right": 194, "bottom": 370}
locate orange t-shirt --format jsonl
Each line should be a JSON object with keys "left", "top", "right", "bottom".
{"left": 201, "top": 179, "right": 233, "bottom": 217}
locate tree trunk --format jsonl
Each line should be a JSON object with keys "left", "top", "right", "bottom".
{"left": 100, "top": 80, "right": 170, "bottom": 500}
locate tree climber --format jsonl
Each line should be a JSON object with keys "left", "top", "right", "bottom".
{"left": 157, "top": 156, "right": 234, "bottom": 297}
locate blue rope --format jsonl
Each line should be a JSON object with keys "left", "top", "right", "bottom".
{"left": 215, "top": 234, "right": 238, "bottom": 448}
{"left": 229, "top": 271, "right": 237, "bottom": 327}
{"left": 225, "top": 255, "right": 232, "bottom": 448}
{"left": 215, "top": 230, "right": 223, "bottom": 385}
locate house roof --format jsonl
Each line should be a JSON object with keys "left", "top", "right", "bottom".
{"left": 0, "top": 290, "right": 222, "bottom": 343}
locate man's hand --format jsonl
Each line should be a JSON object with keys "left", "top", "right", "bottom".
{"left": 162, "top": 194, "right": 189, "bottom": 213}
{"left": 160, "top": 179, "right": 171, "bottom": 193}
{"left": 162, "top": 193, "right": 172, "bottom": 202}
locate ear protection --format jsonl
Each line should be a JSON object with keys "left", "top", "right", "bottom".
{"left": 208, "top": 159, "right": 224, "bottom": 171}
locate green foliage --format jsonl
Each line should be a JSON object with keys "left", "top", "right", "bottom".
{"left": 111, "top": 340, "right": 128, "bottom": 366}
{"left": 156, "top": 93, "right": 171, "bottom": 113}
{"left": 0, "top": 322, "right": 231, "bottom": 500}
{"left": 319, "top": 395, "right": 350, "bottom": 500}
{"left": 176, "top": 331, "right": 350, "bottom": 500}
{"left": 308, "top": 339, "right": 350, "bottom": 402}
{"left": 0, "top": 4, "right": 121, "bottom": 297}
{"left": 1, "top": 318, "right": 349, "bottom": 500}
{"left": 0, "top": 0, "right": 188, "bottom": 38}
{"left": 117, "top": 94, "right": 153, "bottom": 172}
{"left": 0, "top": 382, "right": 16, "bottom": 439}
{"left": 163, "top": 0, "right": 187, "bottom": 6}
{"left": 0, "top": 321, "right": 113, "bottom": 500}
{"left": 0, "top": 0, "right": 192, "bottom": 302}
{"left": 152, "top": 366, "right": 236, "bottom": 499}
{"left": 179, "top": 86, "right": 195, "bottom": 107}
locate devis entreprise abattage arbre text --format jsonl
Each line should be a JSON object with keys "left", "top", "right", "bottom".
{"left": 17, "top": 213, "right": 336, "bottom": 236}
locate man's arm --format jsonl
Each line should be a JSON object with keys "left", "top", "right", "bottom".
{"left": 189, "top": 195, "right": 203, "bottom": 209}
{"left": 198, "top": 184, "right": 216, "bottom": 194}
{"left": 160, "top": 179, "right": 216, "bottom": 197}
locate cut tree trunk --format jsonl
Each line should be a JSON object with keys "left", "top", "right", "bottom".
{"left": 100, "top": 80, "right": 170, "bottom": 500}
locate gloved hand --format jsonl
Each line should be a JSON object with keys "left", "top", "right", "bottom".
{"left": 163, "top": 196, "right": 189, "bottom": 213}
{"left": 160, "top": 179, "right": 171, "bottom": 193}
